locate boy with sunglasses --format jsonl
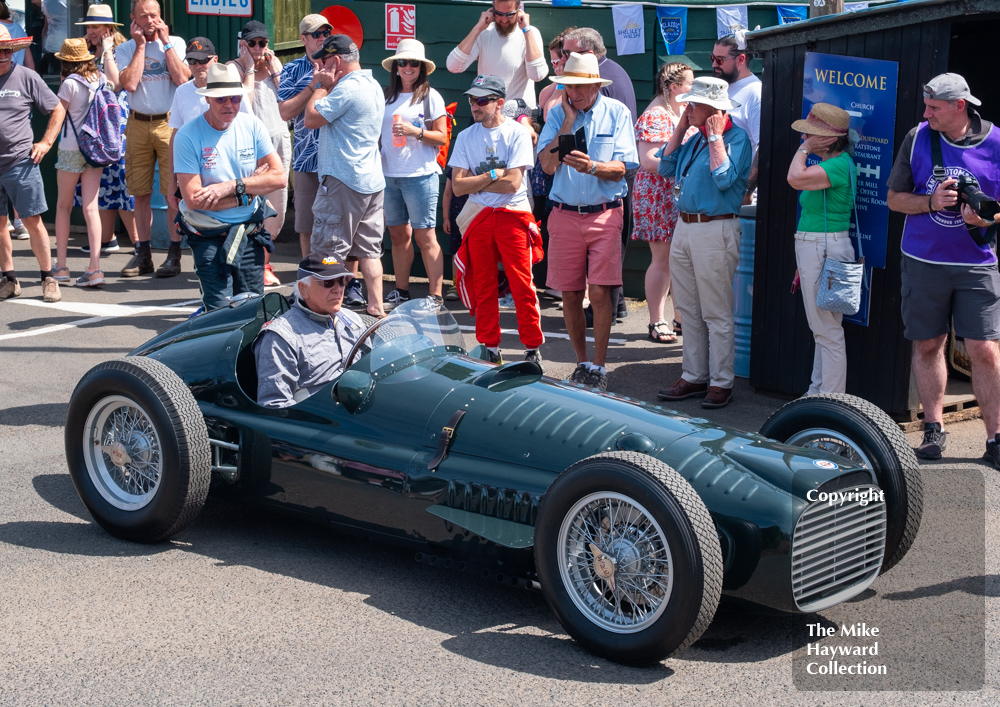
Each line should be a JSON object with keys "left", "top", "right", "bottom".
{"left": 172, "top": 63, "right": 286, "bottom": 312}
{"left": 278, "top": 15, "right": 333, "bottom": 261}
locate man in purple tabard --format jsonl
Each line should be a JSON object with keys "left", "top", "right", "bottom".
{"left": 887, "top": 73, "right": 1000, "bottom": 467}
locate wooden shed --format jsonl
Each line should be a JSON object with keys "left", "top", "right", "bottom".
{"left": 747, "top": 0, "right": 999, "bottom": 419}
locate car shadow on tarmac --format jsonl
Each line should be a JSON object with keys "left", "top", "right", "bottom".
{"left": 0, "top": 403, "right": 68, "bottom": 427}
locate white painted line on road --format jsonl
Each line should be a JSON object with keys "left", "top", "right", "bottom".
{"left": 458, "top": 325, "right": 627, "bottom": 345}
{"left": 0, "top": 298, "right": 200, "bottom": 341}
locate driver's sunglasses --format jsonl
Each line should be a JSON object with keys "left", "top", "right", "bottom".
{"left": 213, "top": 95, "right": 243, "bottom": 104}
{"left": 316, "top": 278, "right": 348, "bottom": 289}
{"left": 308, "top": 29, "right": 331, "bottom": 39}
{"left": 709, "top": 53, "right": 739, "bottom": 65}
{"left": 396, "top": 59, "right": 422, "bottom": 68}
{"left": 469, "top": 95, "right": 499, "bottom": 107}
{"left": 0, "top": 48, "right": 12, "bottom": 55}
{"left": 492, "top": 8, "right": 518, "bottom": 17}
{"left": 186, "top": 57, "right": 211, "bottom": 65}
{"left": 245, "top": 39, "right": 268, "bottom": 49}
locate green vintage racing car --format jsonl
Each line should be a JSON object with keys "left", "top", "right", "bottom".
{"left": 65, "top": 295, "right": 922, "bottom": 666}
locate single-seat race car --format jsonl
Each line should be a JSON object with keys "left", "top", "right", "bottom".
{"left": 65, "top": 295, "right": 922, "bottom": 666}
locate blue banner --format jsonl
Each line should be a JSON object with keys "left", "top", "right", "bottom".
{"left": 801, "top": 52, "right": 899, "bottom": 326}
{"left": 656, "top": 7, "right": 687, "bottom": 56}
{"left": 776, "top": 6, "right": 807, "bottom": 25}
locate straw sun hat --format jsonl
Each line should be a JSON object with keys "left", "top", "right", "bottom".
{"left": 552, "top": 52, "right": 612, "bottom": 87}
{"left": 54, "top": 38, "right": 95, "bottom": 62}
{"left": 0, "top": 24, "right": 33, "bottom": 53}
{"left": 75, "top": 4, "right": 123, "bottom": 26}
{"left": 382, "top": 39, "right": 435, "bottom": 74}
{"left": 791, "top": 103, "right": 850, "bottom": 137}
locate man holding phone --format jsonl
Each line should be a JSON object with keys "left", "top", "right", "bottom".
{"left": 447, "top": 0, "right": 547, "bottom": 108}
{"left": 537, "top": 53, "right": 638, "bottom": 392}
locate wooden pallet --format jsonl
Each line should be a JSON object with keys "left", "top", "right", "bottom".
{"left": 897, "top": 393, "right": 981, "bottom": 432}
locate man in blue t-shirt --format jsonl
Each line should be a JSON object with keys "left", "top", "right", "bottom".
{"left": 173, "top": 64, "right": 286, "bottom": 311}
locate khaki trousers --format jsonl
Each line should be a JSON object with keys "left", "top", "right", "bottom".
{"left": 794, "top": 230, "right": 853, "bottom": 395}
{"left": 669, "top": 218, "right": 741, "bottom": 389}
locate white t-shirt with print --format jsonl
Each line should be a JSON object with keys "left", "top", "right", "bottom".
{"left": 168, "top": 80, "right": 251, "bottom": 130}
{"left": 57, "top": 74, "right": 101, "bottom": 152}
{"left": 449, "top": 118, "right": 534, "bottom": 209}
{"left": 115, "top": 36, "right": 186, "bottom": 115}
{"left": 380, "top": 89, "right": 446, "bottom": 178}
{"left": 728, "top": 73, "right": 762, "bottom": 155}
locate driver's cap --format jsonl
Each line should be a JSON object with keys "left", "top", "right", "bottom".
{"left": 298, "top": 253, "right": 352, "bottom": 281}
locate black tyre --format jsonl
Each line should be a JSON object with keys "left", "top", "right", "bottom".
{"left": 534, "top": 452, "right": 723, "bottom": 666}
{"left": 65, "top": 357, "right": 211, "bottom": 543}
{"left": 759, "top": 393, "right": 923, "bottom": 574}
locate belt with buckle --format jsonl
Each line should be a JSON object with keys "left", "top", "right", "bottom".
{"left": 131, "top": 111, "right": 169, "bottom": 122}
{"left": 678, "top": 212, "right": 738, "bottom": 224}
{"left": 549, "top": 199, "right": 622, "bottom": 214}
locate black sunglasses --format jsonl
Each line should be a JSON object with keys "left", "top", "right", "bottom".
{"left": 245, "top": 39, "right": 268, "bottom": 49}
{"left": 396, "top": 59, "right": 422, "bottom": 68}
{"left": 468, "top": 95, "right": 499, "bottom": 107}
{"left": 308, "top": 29, "right": 331, "bottom": 39}
{"left": 315, "top": 277, "right": 348, "bottom": 289}
{"left": 186, "top": 57, "right": 211, "bottom": 65}
{"left": 491, "top": 8, "right": 517, "bottom": 17}
{"left": 212, "top": 95, "right": 243, "bottom": 104}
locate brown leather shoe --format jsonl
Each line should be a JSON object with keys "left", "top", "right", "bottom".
{"left": 155, "top": 244, "right": 182, "bottom": 278}
{"left": 121, "top": 244, "right": 154, "bottom": 277}
{"left": 657, "top": 378, "right": 708, "bottom": 401}
{"left": 701, "top": 386, "right": 734, "bottom": 409}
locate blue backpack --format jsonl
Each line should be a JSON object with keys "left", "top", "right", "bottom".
{"left": 66, "top": 75, "right": 124, "bottom": 168}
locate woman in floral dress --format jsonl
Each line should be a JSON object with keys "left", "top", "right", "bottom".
{"left": 634, "top": 62, "right": 695, "bottom": 343}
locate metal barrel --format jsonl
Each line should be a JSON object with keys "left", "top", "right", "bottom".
{"left": 734, "top": 204, "right": 757, "bottom": 378}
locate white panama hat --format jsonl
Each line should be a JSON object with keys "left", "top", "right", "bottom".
{"left": 195, "top": 64, "right": 252, "bottom": 98}
{"left": 551, "top": 52, "right": 612, "bottom": 87}
{"left": 382, "top": 39, "right": 436, "bottom": 74}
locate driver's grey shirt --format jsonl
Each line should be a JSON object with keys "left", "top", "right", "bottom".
{"left": 254, "top": 300, "right": 364, "bottom": 408}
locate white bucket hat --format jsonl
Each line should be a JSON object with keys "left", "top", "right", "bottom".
{"left": 382, "top": 39, "right": 435, "bottom": 74}
{"left": 195, "top": 64, "right": 252, "bottom": 98}
{"left": 552, "top": 52, "right": 612, "bottom": 87}
{"left": 677, "top": 77, "right": 739, "bottom": 111}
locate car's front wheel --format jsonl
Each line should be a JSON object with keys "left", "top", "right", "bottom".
{"left": 65, "top": 357, "right": 211, "bottom": 543}
{"left": 534, "top": 452, "right": 722, "bottom": 666}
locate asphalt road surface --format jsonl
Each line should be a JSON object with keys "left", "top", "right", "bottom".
{"left": 1, "top": 238, "right": 997, "bottom": 705}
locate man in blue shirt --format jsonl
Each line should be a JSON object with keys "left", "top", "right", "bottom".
{"left": 656, "top": 77, "right": 752, "bottom": 409}
{"left": 173, "top": 64, "right": 286, "bottom": 311}
{"left": 537, "top": 52, "right": 638, "bottom": 392}
{"left": 304, "top": 34, "right": 387, "bottom": 318}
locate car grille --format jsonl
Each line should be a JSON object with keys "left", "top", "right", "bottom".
{"left": 791, "top": 484, "right": 886, "bottom": 612}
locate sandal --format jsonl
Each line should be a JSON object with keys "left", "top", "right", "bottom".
{"left": 52, "top": 266, "right": 71, "bottom": 282}
{"left": 648, "top": 319, "right": 677, "bottom": 343}
{"left": 673, "top": 319, "right": 682, "bottom": 336}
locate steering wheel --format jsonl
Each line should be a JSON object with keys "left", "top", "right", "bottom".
{"left": 345, "top": 315, "right": 395, "bottom": 369}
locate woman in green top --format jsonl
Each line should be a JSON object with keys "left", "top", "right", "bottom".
{"left": 786, "top": 103, "right": 857, "bottom": 395}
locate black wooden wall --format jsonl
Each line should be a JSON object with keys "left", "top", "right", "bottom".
{"left": 751, "top": 20, "right": 951, "bottom": 417}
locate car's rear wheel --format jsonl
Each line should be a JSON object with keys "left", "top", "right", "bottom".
{"left": 66, "top": 357, "right": 211, "bottom": 543}
{"left": 534, "top": 452, "right": 722, "bottom": 666}
{"left": 759, "top": 393, "right": 923, "bottom": 574}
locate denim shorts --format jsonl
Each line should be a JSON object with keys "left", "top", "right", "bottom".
{"left": 384, "top": 173, "right": 439, "bottom": 229}
{"left": 0, "top": 156, "right": 48, "bottom": 218}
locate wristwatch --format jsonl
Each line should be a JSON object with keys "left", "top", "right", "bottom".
{"left": 235, "top": 178, "right": 246, "bottom": 205}
{"left": 707, "top": 134, "right": 722, "bottom": 143}
{"left": 588, "top": 161, "right": 598, "bottom": 175}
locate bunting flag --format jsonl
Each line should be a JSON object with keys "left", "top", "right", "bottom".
{"left": 552, "top": 0, "right": 582, "bottom": 7}
{"left": 717, "top": 5, "right": 748, "bottom": 38}
{"left": 776, "top": 5, "right": 808, "bottom": 24}
{"left": 844, "top": 2, "right": 870, "bottom": 10}
{"left": 656, "top": 7, "right": 687, "bottom": 56}
{"left": 612, "top": 4, "right": 645, "bottom": 57}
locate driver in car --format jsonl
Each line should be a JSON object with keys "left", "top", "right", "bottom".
{"left": 254, "top": 253, "right": 365, "bottom": 408}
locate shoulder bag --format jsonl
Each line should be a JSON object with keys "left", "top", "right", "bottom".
{"left": 816, "top": 162, "right": 866, "bottom": 315}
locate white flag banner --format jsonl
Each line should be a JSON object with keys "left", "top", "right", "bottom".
{"left": 716, "top": 5, "right": 748, "bottom": 39}
{"left": 844, "top": 2, "right": 869, "bottom": 11}
{"left": 612, "top": 4, "right": 645, "bottom": 56}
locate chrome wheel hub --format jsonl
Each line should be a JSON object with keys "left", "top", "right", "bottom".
{"left": 786, "top": 427, "right": 875, "bottom": 470}
{"left": 83, "top": 395, "right": 163, "bottom": 511}
{"left": 558, "top": 492, "right": 673, "bottom": 634}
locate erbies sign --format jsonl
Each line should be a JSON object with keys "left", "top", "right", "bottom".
{"left": 188, "top": 0, "right": 252, "bottom": 17}
{"left": 385, "top": 4, "right": 415, "bottom": 50}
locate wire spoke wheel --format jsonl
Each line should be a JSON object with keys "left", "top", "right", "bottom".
{"left": 558, "top": 492, "right": 673, "bottom": 634}
{"left": 785, "top": 427, "right": 875, "bottom": 469}
{"left": 84, "top": 395, "right": 163, "bottom": 510}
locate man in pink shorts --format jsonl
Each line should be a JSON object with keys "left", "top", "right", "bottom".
{"left": 536, "top": 52, "right": 638, "bottom": 391}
